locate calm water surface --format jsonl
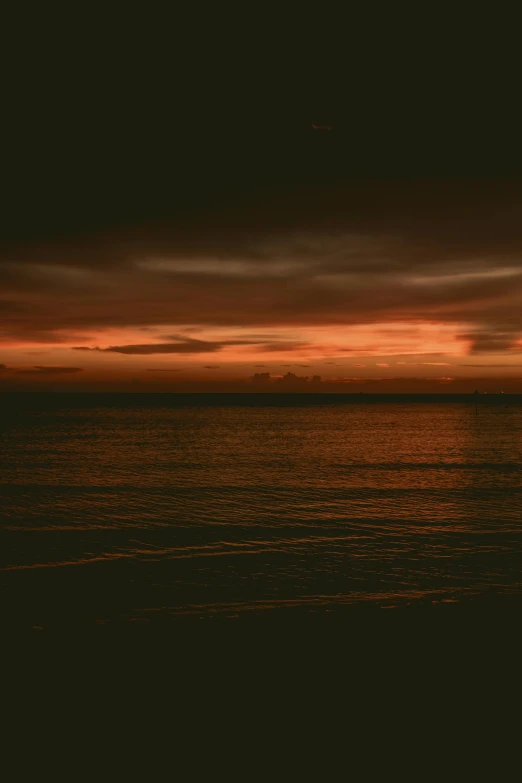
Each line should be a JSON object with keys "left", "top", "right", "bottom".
{"left": 2, "top": 402, "right": 522, "bottom": 626}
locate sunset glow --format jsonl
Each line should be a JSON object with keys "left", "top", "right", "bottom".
{"left": 2, "top": 166, "right": 522, "bottom": 392}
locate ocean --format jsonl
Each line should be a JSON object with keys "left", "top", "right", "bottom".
{"left": 2, "top": 394, "right": 522, "bottom": 629}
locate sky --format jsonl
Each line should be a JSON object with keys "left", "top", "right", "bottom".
{"left": 2, "top": 19, "right": 522, "bottom": 392}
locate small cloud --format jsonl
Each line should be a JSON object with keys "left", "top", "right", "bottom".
{"left": 0, "top": 363, "right": 9, "bottom": 372}
{"left": 276, "top": 372, "right": 310, "bottom": 384}
{"left": 146, "top": 368, "right": 182, "bottom": 372}
{"left": 16, "top": 366, "right": 84, "bottom": 375}
{"left": 460, "top": 363, "right": 517, "bottom": 367}
{"left": 352, "top": 364, "right": 367, "bottom": 367}
{"left": 376, "top": 363, "right": 390, "bottom": 367}
{"left": 203, "top": 365, "right": 220, "bottom": 369}
{"left": 253, "top": 364, "right": 266, "bottom": 367}
{"left": 249, "top": 371, "right": 321, "bottom": 386}
{"left": 420, "top": 362, "right": 451, "bottom": 366}
{"left": 436, "top": 377, "right": 454, "bottom": 382}
{"left": 257, "top": 342, "right": 306, "bottom": 352}
{"left": 241, "top": 334, "right": 283, "bottom": 340}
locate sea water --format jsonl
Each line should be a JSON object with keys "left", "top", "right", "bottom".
{"left": 1, "top": 397, "right": 522, "bottom": 626}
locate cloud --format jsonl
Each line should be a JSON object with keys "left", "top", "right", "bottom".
{"left": 146, "top": 368, "right": 182, "bottom": 372}
{"left": 376, "top": 363, "right": 390, "bottom": 367}
{"left": 459, "top": 363, "right": 519, "bottom": 367}
{"left": 245, "top": 373, "right": 504, "bottom": 393}
{"left": 458, "top": 330, "right": 521, "bottom": 353}
{"left": 2, "top": 180, "right": 522, "bottom": 360}
{"left": 15, "top": 366, "right": 84, "bottom": 374}
{"left": 72, "top": 336, "right": 297, "bottom": 355}
{"left": 249, "top": 372, "right": 322, "bottom": 386}
{"left": 257, "top": 342, "right": 307, "bottom": 352}
{"left": 203, "top": 365, "right": 220, "bottom": 369}
{"left": 0, "top": 363, "right": 9, "bottom": 371}
{"left": 86, "top": 343, "right": 209, "bottom": 355}
{"left": 75, "top": 339, "right": 232, "bottom": 355}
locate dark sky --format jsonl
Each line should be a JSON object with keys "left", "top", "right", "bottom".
{"left": 3, "top": 9, "right": 521, "bottom": 245}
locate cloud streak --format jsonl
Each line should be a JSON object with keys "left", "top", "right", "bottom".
{"left": 73, "top": 336, "right": 270, "bottom": 355}
{"left": 15, "top": 366, "right": 84, "bottom": 375}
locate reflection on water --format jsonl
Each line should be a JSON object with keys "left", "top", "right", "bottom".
{"left": 1, "top": 402, "right": 522, "bottom": 625}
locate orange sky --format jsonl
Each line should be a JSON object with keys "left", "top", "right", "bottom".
{"left": 2, "top": 317, "right": 521, "bottom": 392}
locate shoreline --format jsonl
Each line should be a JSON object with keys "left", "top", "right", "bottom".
{"left": 5, "top": 591, "right": 522, "bottom": 635}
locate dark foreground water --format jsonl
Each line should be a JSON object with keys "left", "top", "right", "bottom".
{"left": 1, "top": 394, "right": 522, "bottom": 630}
